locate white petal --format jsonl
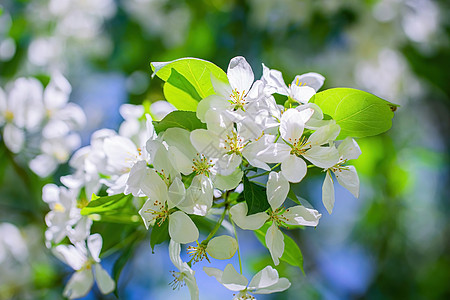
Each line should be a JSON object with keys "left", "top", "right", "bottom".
{"left": 213, "top": 168, "right": 243, "bottom": 191}
{"left": 206, "top": 235, "right": 238, "bottom": 260}
{"left": 53, "top": 245, "right": 86, "bottom": 270}
{"left": 140, "top": 168, "right": 169, "bottom": 202}
{"left": 94, "top": 264, "right": 115, "bottom": 294}
{"left": 338, "top": 137, "right": 361, "bottom": 161}
{"left": 138, "top": 198, "right": 164, "bottom": 229}
{"left": 190, "top": 129, "right": 223, "bottom": 159}
{"left": 229, "top": 202, "right": 268, "bottom": 230}
{"left": 211, "top": 73, "right": 232, "bottom": 98}
{"left": 125, "top": 161, "right": 149, "bottom": 197}
{"left": 168, "top": 146, "right": 194, "bottom": 175}
{"left": 63, "top": 269, "right": 94, "bottom": 299}
{"left": 169, "top": 240, "right": 183, "bottom": 270}
{"left": 265, "top": 223, "right": 284, "bottom": 266}
{"left": 179, "top": 174, "right": 213, "bottom": 215}
{"left": 104, "top": 136, "right": 138, "bottom": 173}
{"left": 307, "top": 121, "right": 340, "bottom": 146}
{"left": 261, "top": 64, "right": 289, "bottom": 95}
{"left": 221, "top": 264, "right": 249, "bottom": 291}
{"left": 267, "top": 172, "right": 289, "bottom": 210}
{"left": 253, "top": 277, "right": 291, "bottom": 294}
{"left": 248, "top": 265, "right": 279, "bottom": 290}
{"left": 282, "top": 206, "right": 321, "bottom": 227}
{"left": 227, "top": 56, "right": 254, "bottom": 93}
{"left": 322, "top": 171, "right": 335, "bottom": 214}
{"left": 280, "top": 155, "right": 307, "bottom": 183}
{"left": 290, "top": 85, "right": 316, "bottom": 104}
{"left": 163, "top": 128, "right": 197, "bottom": 160}
{"left": 3, "top": 123, "right": 24, "bottom": 153}
{"left": 280, "top": 109, "right": 304, "bottom": 142}
{"left": 87, "top": 234, "right": 103, "bottom": 263}
{"left": 293, "top": 72, "right": 325, "bottom": 91}
{"left": 216, "top": 153, "right": 241, "bottom": 176}
{"left": 303, "top": 146, "right": 340, "bottom": 169}
{"left": 119, "top": 104, "right": 144, "bottom": 120}
{"left": 335, "top": 165, "right": 360, "bottom": 198}
{"left": 256, "top": 142, "right": 291, "bottom": 164}
{"left": 150, "top": 101, "right": 175, "bottom": 120}
{"left": 167, "top": 177, "right": 186, "bottom": 209}
{"left": 169, "top": 211, "right": 199, "bottom": 244}
{"left": 29, "top": 154, "right": 58, "bottom": 178}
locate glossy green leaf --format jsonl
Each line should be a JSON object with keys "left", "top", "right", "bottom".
{"left": 80, "top": 193, "right": 133, "bottom": 216}
{"left": 150, "top": 218, "right": 170, "bottom": 252}
{"left": 243, "top": 175, "right": 270, "bottom": 215}
{"left": 153, "top": 110, "right": 206, "bottom": 134}
{"left": 254, "top": 223, "right": 304, "bottom": 273}
{"left": 310, "top": 88, "right": 398, "bottom": 139}
{"left": 151, "top": 58, "right": 228, "bottom": 111}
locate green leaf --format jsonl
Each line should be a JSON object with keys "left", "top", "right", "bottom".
{"left": 310, "top": 88, "right": 398, "bottom": 139}
{"left": 166, "top": 68, "right": 202, "bottom": 101}
{"left": 243, "top": 175, "right": 270, "bottom": 215}
{"left": 153, "top": 110, "right": 206, "bottom": 134}
{"left": 80, "top": 193, "right": 133, "bottom": 216}
{"left": 151, "top": 58, "right": 228, "bottom": 111}
{"left": 150, "top": 218, "right": 170, "bottom": 252}
{"left": 287, "top": 186, "right": 301, "bottom": 205}
{"left": 254, "top": 223, "right": 304, "bottom": 273}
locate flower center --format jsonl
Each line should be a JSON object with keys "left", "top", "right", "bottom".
{"left": 187, "top": 241, "right": 210, "bottom": 264}
{"left": 229, "top": 89, "right": 247, "bottom": 110}
{"left": 4, "top": 110, "right": 14, "bottom": 123}
{"left": 192, "top": 153, "right": 214, "bottom": 176}
{"left": 233, "top": 290, "right": 255, "bottom": 300}
{"left": 223, "top": 131, "right": 246, "bottom": 154}
{"left": 289, "top": 136, "right": 310, "bottom": 157}
{"left": 144, "top": 200, "right": 169, "bottom": 226}
{"left": 169, "top": 271, "right": 186, "bottom": 290}
{"left": 269, "top": 207, "right": 290, "bottom": 227}
{"left": 156, "top": 169, "right": 172, "bottom": 187}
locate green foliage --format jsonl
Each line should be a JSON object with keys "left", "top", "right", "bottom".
{"left": 150, "top": 218, "right": 170, "bottom": 252}
{"left": 254, "top": 223, "right": 304, "bottom": 273}
{"left": 243, "top": 175, "right": 270, "bottom": 215}
{"left": 310, "top": 88, "right": 398, "bottom": 138}
{"left": 153, "top": 110, "right": 206, "bottom": 134}
{"left": 80, "top": 193, "right": 133, "bottom": 216}
{"left": 151, "top": 58, "right": 228, "bottom": 111}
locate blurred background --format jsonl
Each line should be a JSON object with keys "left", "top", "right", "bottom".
{"left": 0, "top": 0, "right": 449, "bottom": 299}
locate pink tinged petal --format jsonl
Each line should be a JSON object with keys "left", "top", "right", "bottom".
{"left": 293, "top": 72, "right": 325, "bottom": 91}
{"left": 94, "top": 264, "right": 115, "bottom": 294}
{"left": 280, "top": 155, "right": 307, "bottom": 183}
{"left": 290, "top": 85, "right": 316, "bottom": 104}
{"left": 257, "top": 143, "right": 291, "bottom": 164}
{"left": 167, "top": 177, "right": 186, "bottom": 209}
{"left": 248, "top": 266, "right": 279, "bottom": 290}
{"left": 282, "top": 206, "right": 321, "bottom": 227}
{"left": 227, "top": 56, "right": 254, "bottom": 93}
{"left": 335, "top": 165, "right": 360, "bottom": 198}
{"left": 87, "top": 234, "right": 103, "bottom": 262}
{"left": 307, "top": 121, "right": 341, "bottom": 146}
{"left": 63, "top": 269, "right": 94, "bottom": 299}
{"left": 169, "top": 211, "right": 199, "bottom": 244}
{"left": 265, "top": 223, "right": 284, "bottom": 266}
{"left": 221, "top": 264, "right": 249, "bottom": 291}
{"left": 338, "top": 137, "right": 362, "bottom": 161}
{"left": 267, "top": 172, "right": 289, "bottom": 210}
{"left": 303, "top": 146, "right": 340, "bottom": 169}
{"left": 280, "top": 109, "right": 305, "bottom": 141}
{"left": 253, "top": 278, "right": 291, "bottom": 294}
{"left": 322, "top": 170, "right": 335, "bottom": 214}
{"left": 229, "top": 202, "right": 268, "bottom": 230}
{"left": 3, "top": 123, "right": 24, "bottom": 153}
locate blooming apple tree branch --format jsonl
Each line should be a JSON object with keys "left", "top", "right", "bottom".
{"left": 41, "top": 56, "right": 397, "bottom": 299}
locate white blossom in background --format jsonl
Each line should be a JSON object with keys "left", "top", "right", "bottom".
{"left": 204, "top": 264, "right": 291, "bottom": 299}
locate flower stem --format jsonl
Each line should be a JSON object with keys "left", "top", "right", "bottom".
{"left": 203, "top": 205, "right": 228, "bottom": 244}
{"left": 229, "top": 213, "right": 243, "bottom": 274}
{"left": 247, "top": 163, "right": 281, "bottom": 179}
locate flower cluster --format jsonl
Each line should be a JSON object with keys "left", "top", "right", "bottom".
{"left": 0, "top": 73, "right": 85, "bottom": 177}
{"left": 44, "top": 56, "right": 367, "bottom": 299}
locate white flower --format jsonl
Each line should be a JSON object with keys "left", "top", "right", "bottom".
{"left": 138, "top": 168, "right": 199, "bottom": 244}
{"left": 262, "top": 64, "right": 325, "bottom": 103}
{"left": 257, "top": 109, "right": 340, "bottom": 183}
{"left": 168, "top": 240, "right": 199, "bottom": 300}
{"left": 230, "top": 172, "right": 321, "bottom": 265}
{"left": 204, "top": 264, "right": 291, "bottom": 299}
{"left": 53, "top": 234, "right": 115, "bottom": 299}
{"left": 322, "top": 137, "right": 361, "bottom": 214}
